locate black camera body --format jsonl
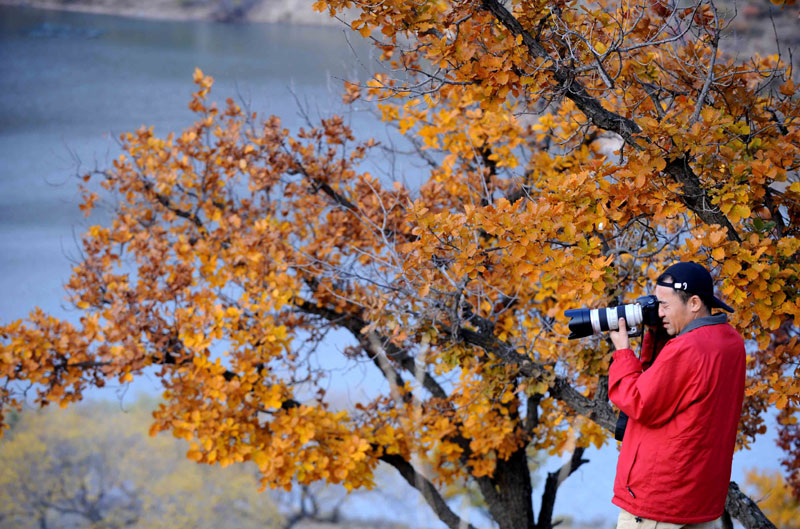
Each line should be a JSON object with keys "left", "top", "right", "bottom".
{"left": 564, "top": 295, "right": 660, "bottom": 340}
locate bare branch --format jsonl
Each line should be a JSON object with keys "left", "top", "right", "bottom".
{"left": 725, "top": 482, "right": 777, "bottom": 529}
{"left": 479, "top": 0, "right": 642, "bottom": 145}
{"left": 380, "top": 454, "right": 479, "bottom": 529}
{"left": 689, "top": 4, "right": 721, "bottom": 125}
{"left": 537, "top": 447, "right": 589, "bottom": 529}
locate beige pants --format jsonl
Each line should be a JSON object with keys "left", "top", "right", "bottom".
{"left": 617, "top": 509, "right": 722, "bottom": 529}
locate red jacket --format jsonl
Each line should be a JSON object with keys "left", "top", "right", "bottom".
{"left": 608, "top": 315, "right": 745, "bottom": 523}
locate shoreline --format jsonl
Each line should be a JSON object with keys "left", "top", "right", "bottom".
{"left": 0, "top": 0, "right": 353, "bottom": 26}
{"left": 3, "top": 0, "right": 797, "bottom": 70}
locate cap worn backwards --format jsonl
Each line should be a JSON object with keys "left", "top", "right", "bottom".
{"left": 656, "top": 261, "right": 735, "bottom": 313}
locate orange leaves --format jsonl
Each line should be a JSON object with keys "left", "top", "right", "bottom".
{"left": 3, "top": 66, "right": 399, "bottom": 493}
{"left": 192, "top": 67, "right": 213, "bottom": 97}
{"left": 629, "top": 153, "right": 666, "bottom": 189}
{"left": 342, "top": 80, "right": 361, "bottom": 104}
{"left": 167, "top": 391, "right": 378, "bottom": 490}
{"left": 750, "top": 159, "right": 780, "bottom": 184}
{"left": 0, "top": 311, "right": 105, "bottom": 415}
{"left": 5, "top": 1, "right": 800, "bottom": 517}
{"left": 685, "top": 227, "right": 800, "bottom": 338}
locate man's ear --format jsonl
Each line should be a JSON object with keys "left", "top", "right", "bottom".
{"left": 687, "top": 295, "right": 703, "bottom": 312}
{"left": 688, "top": 295, "right": 705, "bottom": 314}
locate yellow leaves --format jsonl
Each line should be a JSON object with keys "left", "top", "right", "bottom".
{"left": 638, "top": 115, "right": 660, "bottom": 132}
{"left": 722, "top": 259, "right": 741, "bottom": 278}
{"left": 744, "top": 469, "right": 800, "bottom": 529}
{"left": 776, "top": 237, "right": 800, "bottom": 258}
{"left": 753, "top": 302, "right": 774, "bottom": 326}
{"left": 496, "top": 315, "right": 518, "bottom": 342}
{"left": 711, "top": 246, "right": 726, "bottom": 261}
{"left": 579, "top": 420, "right": 607, "bottom": 450}
{"left": 182, "top": 331, "right": 210, "bottom": 351}
{"left": 594, "top": 41, "right": 607, "bottom": 55}
{"left": 261, "top": 385, "right": 284, "bottom": 410}
{"left": 6, "top": 3, "right": 800, "bottom": 510}
{"left": 531, "top": 113, "right": 555, "bottom": 134}
{"left": 700, "top": 105, "right": 719, "bottom": 125}
{"left": 469, "top": 456, "right": 497, "bottom": 478}
{"left": 366, "top": 73, "right": 389, "bottom": 93}
{"left": 624, "top": 153, "right": 666, "bottom": 189}
{"left": 728, "top": 121, "right": 750, "bottom": 136}
{"left": 720, "top": 200, "right": 751, "bottom": 224}
{"left": 417, "top": 124, "right": 441, "bottom": 148}
{"left": 87, "top": 224, "right": 109, "bottom": 241}
{"left": 251, "top": 450, "right": 269, "bottom": 468}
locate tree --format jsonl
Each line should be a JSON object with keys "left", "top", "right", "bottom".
{"left": 0, "top": 400, "right": 284, "bottom": 529}
{"left": 744, "top": 469, "right": 800, "bottom": 529}
{"left": 1, "top": 1, "right": 799, "bottom": 528}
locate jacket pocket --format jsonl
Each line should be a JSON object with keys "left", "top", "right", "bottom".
{"left": 624, "top": 442, "right": 641, "bottom": 498}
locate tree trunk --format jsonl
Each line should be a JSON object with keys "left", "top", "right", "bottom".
{"left": 481, "top": 447, "right": 535, "bottom": 529}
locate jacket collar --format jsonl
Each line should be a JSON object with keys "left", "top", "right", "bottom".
{"left": 679, "top": 313, "right": 728, "bottom": 336}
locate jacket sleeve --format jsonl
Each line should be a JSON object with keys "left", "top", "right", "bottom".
{"left": 608, "top": 339, "right": 699, "bottom": 428}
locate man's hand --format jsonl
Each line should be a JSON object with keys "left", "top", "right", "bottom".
{"left": 609, "top": 318, "right": 630, "bottom": 351}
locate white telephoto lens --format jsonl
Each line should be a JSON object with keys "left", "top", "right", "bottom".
{"left": 625, "top": 303, "right": 643, "bottom": 327}
{"left": 590, "top": 309, "right": 602, "bottom": 334}
{"left": 606, "top": 307, "right": 620, "bottom": 331}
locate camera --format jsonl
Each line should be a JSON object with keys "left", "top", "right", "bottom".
{"left": 564, "top": 295, "right": 660, "bottom": 339}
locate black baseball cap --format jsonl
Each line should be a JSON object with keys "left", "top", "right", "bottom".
{"left": 656, "top": 261, "right": 735, "bottom": 313}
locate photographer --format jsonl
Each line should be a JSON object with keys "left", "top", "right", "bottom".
{"left": 608, "top": 262, "right": 745, "bottom": 529}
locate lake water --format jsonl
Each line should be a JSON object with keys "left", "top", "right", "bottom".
{"left": 0, "top": 5, "right": 785, "bottom": 527}
{"left": 0, "top": 4, "right": 382, "bottom": 321}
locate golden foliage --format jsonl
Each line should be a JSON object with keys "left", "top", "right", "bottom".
{"left": 2, "top": 0, "right": 800, "bottom": 522}
{"left": 744, "top": 469, "right": 800, "bottom": 529}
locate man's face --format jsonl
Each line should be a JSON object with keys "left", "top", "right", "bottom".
{"left": 655, "top": 285, "right": 694, "bottom": 336}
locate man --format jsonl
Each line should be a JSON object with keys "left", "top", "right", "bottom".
{"left": 608, "top": 261, "right": 745, "bottom": 529}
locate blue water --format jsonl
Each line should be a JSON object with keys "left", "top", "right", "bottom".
{"left": 0, "top": 5, "right": 380, "bottom": 320}
{"left": 0, "top": 6, "right": 785, "bottom": 528}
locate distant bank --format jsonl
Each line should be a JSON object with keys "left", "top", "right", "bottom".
{"left": 0, "top": 0, "right": 354, "bottom": 25}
